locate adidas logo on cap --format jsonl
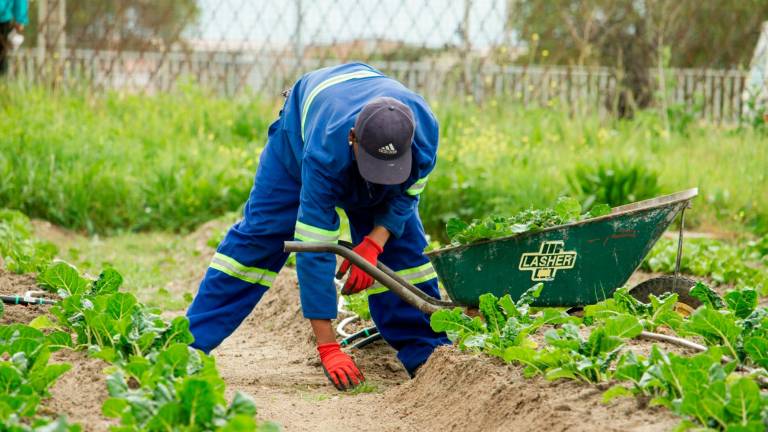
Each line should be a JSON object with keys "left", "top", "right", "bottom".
{"left": 378, "top": 143, "right": 397, "bottom": 155}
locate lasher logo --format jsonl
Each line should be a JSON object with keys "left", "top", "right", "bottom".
{"left": 518, "top": 240, "right": 577, "bottom": 281}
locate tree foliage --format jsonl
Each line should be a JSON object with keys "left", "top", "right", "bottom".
{"left": 507, "top": 0, "right": 768, "bottom": 116}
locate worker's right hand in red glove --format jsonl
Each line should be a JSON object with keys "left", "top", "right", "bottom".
{"left": 317, "top": 342, "right": 365, "bottom": 391}
{"left": 336, "top": 236, "right": 383, "bottom": 295}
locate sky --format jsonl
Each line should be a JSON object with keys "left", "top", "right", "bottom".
{"left": 194, "top": 0, "right": 511, "bottom": 50}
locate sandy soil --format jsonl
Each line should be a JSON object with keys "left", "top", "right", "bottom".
{"left": 213, "top": 269, "right": 681, "bottom": 431}
{"left": 0, "top": 269, "right": 49, "bottom": 325}
{"left": 41, "top": 349, "right": 116, "bottom": 431}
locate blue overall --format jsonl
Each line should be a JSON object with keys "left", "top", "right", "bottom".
{"left": 186, "top": 63, "right": 449, "bottom": 374}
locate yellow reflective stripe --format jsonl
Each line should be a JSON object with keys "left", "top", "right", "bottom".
{"left": 406, "top": 176, "right": 429, "bottom": 196}
{"left": 366, "top": 286, "right": 390, "bottom": 296}
{"left": 210, "top": 253, "right": 277, "bottom": 287}
{"left": 367, "top": 262, "right": 437, "bottom": 293}
{"left": 294, "top": 221, "right": 340, "bottom": 242}
{"left": 301, "top": 70, "right": 381, "bottom": 141}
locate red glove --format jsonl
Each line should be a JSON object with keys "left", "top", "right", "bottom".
{"left": 317, "top": 342, "right": 365, "bottom": 390}
{"left": 337, "top": 236, "right": 383, "bottom": 295}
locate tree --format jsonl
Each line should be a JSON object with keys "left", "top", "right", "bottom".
{"left": 28, "top": 0, "right": 200, "bottom": 50}
{"left": 507, "top": 0, "right": 768, "bottom": 116}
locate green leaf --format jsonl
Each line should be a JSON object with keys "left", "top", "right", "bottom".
{"left": 146, "top": 402, "right": 183, "bottom": 430}
{"left": 177, "top": 377, "right": 218, "bottom": 427}
{"left": 90, "top": 347, "right": 120, "bottom": 363}
{"left": 46, "top": 331, "right": 73, "bottom": 349}
{"left": 220, "top": 414, "right": 259, "bottom": 432}
{"left": 554, "top": 196, "right": 582, "bottom": 220}
{"left": 683, "top": 307, "right": 740, "bottom": 358}
{"left": 743, "top": 336, "right": 768, "bottom": 368}
{"left": 92, "top": 268, "right": 123, "bottom": 295}
{"left": 603, "top": 314, "right": 643, "bottom": 339}
{"left": 106, "top": 292, "right": 139, "bottom": 321}
{"left": 430, "top": 308, "right": 485, "bottom": 343}
{"left": 38, "top": 262, "right": 89, "bottom": 296}
{"left": 515, "top": 283, "right": 544, "bottom": 308}
{"left": 28, "top": 315, "right": 59, "bottom": 331}
{"left": 545, "top": 367, "right": 577, "bottom": 381}
{"left": 689, "top": 282, "right": 725, "bottom": 309}
{"left": 102, "top": 397, "right": 129, "bottom": 418}
{"left": 445, "top": 218, "right": 469, "bottom": 240}
{"left": 30, "top": 363, "right": 71, "bottom": 393}
{"left": 602, "top": 385, "right": 633, "bottom": 403}
{"left": 227, "top": 391, "right": 257, "bottom": 417}
{"left": 478, "top": 293, "right": 504, "bottom": 338}
{"left": 723, "top": 289, "right": 757, "bottom": 319}
{"left": 589, "top": 203, "right": 612, "bottom": 217}
{"left": 724, "top": 378, "right": 762, "bottom": 423}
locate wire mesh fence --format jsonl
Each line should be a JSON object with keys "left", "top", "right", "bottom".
{"left": 5, "top": 0, "right": 767, "bottom": 123}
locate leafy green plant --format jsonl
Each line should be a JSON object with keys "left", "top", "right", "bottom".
{"left": 584, "top": 287, "right": 683, "bottom": 332}
{"left": 34, "top": 262, "right": 274, "bottom": 431}
{"left": 446, "top": 197, "right": 610, "bottom": 245}
{"left": 103, "top": 344, "right": 264, "bottom": 431}
{"left": 643, "top": 237, "right": 768, "bottom": 294}
{"left": 0, "top": 210, "right": 57, "bottom": 274}
{"left": 0, "top": 324, "right": 77, "bottom": 430}
{"left": 567, "top": 157, "right": 660, "bottom": 209}
{"left": 432, "top": 281, "right": 768, "bottom": 430}
{"left": 431, "top": 284, "right": 577, "bottom": 356}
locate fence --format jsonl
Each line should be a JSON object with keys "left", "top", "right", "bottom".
{"left": 4, "top": 0, "right": 763, "bottom": 123}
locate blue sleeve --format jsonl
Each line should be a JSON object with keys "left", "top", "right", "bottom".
{"left": 374, "top": 193, "right": 418, "bottom": 238}
{"left": 294, "top": 158, "right": 341, "bottom": 320}
{"left": 13, "top": 0, "right": 28, "bottom": 25}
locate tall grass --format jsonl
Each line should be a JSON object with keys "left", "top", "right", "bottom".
{"left": 0, "top": 82, "right": 276, "bottom": 232}
{"left": 1, "top": 84, "right": 766, "bottom": 237}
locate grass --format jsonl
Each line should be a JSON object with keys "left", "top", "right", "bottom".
{"left": 1, "top": 82, "right": 766, "bottom": 241}
{"left": 0, "top": 81, "right": 275, "bottom": 233}
{"left": 33, "top": 213, "right": 240, "bottom": 310}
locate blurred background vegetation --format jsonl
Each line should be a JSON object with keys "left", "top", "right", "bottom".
{"left": 2, "top": 0, "right": 767, "bottom": 242}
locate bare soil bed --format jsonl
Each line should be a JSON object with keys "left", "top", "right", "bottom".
{"left": 214, "top": 269, "right": 682, "bottom": 431}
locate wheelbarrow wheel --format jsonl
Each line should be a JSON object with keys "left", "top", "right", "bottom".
{"left": 629, "top": 276, "right": 701, "bottom": 316}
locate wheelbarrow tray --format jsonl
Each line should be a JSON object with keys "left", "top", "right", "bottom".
{"left": 426, "top": 188, "right": 698, "bottom": 308}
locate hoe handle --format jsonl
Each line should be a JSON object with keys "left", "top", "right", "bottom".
{"left": 284, "top": 241, "right": 453, "bottom": 315}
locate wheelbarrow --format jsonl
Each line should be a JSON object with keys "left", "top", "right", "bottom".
{"left": 284, "top": 188, "right": 701, "bottom": 347}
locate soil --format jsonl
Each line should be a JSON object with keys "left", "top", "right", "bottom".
{"left": 40, "top": 349, "right": 116, "bottom": 432}
{"left": 0, "top": 269, "right": 49, "bottom": 325}
{"left": 213, "top": 269, "right": 681, "bottom": 431}
{"left": 388, "top": 346, "right": 679, "bottom": 432}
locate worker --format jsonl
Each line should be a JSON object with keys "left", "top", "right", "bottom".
{"left": 186, "top": 63, "right": 450, "bottom": 390}
{"left": 0, "top": 0, "right": 27, "bottom": 75}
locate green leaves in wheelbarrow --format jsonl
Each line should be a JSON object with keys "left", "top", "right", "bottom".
{"left": 445, "top": 197, "right": 612, "bottom": 246}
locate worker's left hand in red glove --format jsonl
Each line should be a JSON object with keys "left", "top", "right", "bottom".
{"left": 317, "top": 342, "right": 365, "bottom": 390}
{"left": 336, "top": 236, "right": 383, "bottom": 295}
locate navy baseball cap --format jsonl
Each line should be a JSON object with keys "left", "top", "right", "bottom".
{"left": 354, "top": 97, "right": 415, "bottom": 185}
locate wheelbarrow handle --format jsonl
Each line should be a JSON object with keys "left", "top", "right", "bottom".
{"left": 284, "top": 241, "right": 452, "bottom": 315}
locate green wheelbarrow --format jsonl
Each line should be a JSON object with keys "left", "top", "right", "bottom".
{"left": 284, "top": 188, "right": 701, "bottom": 322}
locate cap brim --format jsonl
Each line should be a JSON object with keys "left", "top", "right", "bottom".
{"left": 356, "top": 145, "right": 412, "bottom": 185}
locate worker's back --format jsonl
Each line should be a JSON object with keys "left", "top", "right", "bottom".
{"left": 274, "top": 63, "right": 438, "bottom": 203}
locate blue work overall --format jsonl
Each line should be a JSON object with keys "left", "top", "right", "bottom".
{"left": 186, "top": 63, "right": 449, "bottom": 374}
